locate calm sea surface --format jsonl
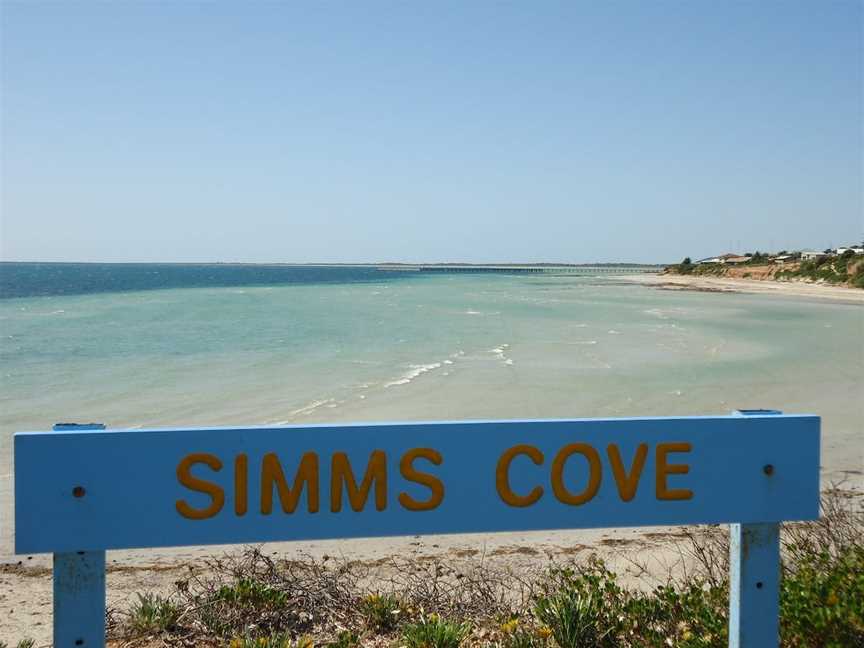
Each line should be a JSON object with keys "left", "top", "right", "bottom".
{"left": 1, "top": 263, "right": 862, "bottom": 550}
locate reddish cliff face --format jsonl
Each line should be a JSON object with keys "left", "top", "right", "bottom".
{"left": 722, "top": 264, "right": 793, "bottom": 280}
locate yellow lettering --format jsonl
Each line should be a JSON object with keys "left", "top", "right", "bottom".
{"left": 261, "top": 452, "right": 320, "bottom": 514}
{"left": 496, "top": 444, "right": 544, "bottom": 507}
{"left": 607, "top": 443, "right": 648, "bottom": 502}
{"left": 551, "top": 443, "right": 601, "bottom": 505}
{"left": 656, "top": 442, "right": 693, "bottom": 501}
{"left": 398, "top": 448, "right": 444, "bottom": 511}
{"left": 331, "top": 450, "right": 387, "bottom": 512}
{"left": 176, "top": 453, "right": 224, "bottom": 520}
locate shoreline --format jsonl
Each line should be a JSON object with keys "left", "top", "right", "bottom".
{"left": 621, "top": 272, "right": 864, "bottom": 303}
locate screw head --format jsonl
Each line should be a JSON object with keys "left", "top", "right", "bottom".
{"left": 72, "top": 486, "right": 86, "bottom": 498}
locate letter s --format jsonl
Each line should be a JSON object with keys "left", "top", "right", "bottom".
{"left": 176, "top": 453, "right": 225, "bottom": 519}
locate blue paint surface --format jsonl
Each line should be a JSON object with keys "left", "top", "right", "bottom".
{"left": 729, "top": 523, "right": 781, "bottom": 648}
{"left": 14, "top": 414, "right": 820, "bottom": 554}
{"left": 54, "top": 551, "right": 106, "bottom": 648}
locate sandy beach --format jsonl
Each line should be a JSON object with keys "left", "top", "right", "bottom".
{"left": 621, "top": 272, "right": 864, "bottom": 303}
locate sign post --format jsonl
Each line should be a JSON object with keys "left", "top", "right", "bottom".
{"left": 50, "top": 423, "right": 107, "bottom": 648}
{"left": 728, "top": 410, "right": 784, "bottom": 648}
{"left": 13, "top": 412, "right": 820, "bottom": 648}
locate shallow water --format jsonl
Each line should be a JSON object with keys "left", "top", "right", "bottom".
{"left": 1, "top": 267, "right": 862, "bottom": 551}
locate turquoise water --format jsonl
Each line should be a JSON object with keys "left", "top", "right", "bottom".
{"left": 2, "top": 266, "right": 862, "bottom": 551}
{"left": 2, "top": 269, "right": 861, "bottom": 430}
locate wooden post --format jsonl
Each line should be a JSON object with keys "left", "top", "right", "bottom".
{"left": 729, "top": 410, "right": 782, "bottom": 648}
{"left": 52, "top": 423, "right": 107, "bottom": 648}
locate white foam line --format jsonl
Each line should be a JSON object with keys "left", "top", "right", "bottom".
{"left": 290, "top": 398, "right": 336, "bottom": 416}
{"left": 384, "top": 362, "right": 442, "bottom": 388}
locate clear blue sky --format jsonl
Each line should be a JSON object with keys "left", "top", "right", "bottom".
{"left": 1, "top": 2, "right": 861, "bottom": 263}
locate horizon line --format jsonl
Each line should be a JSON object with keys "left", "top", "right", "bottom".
{"left": 0, "top": 259, "right": 670, "bottom": 267}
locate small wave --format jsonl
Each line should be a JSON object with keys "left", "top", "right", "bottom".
{"left": 489, "top": 343, "right": 513, "bottom": 365}
{"left": 385, "top": 362, "right": 442, "bottom": 388}
{"left": 290, "top": 398, "right": 336, "bottom": 416}
{"left": 443, "top": 359, "right": 453, "bottom": 365}
{"left": 569, "top": 340, "right": 598, "bottom": 345}
{"left": 608, "top": 329, "right": 620, "bottom": 335}
{"left": 645, "top": 307, "right": 691, "bottom": 320}
{"left": 465, "top": 310, "right": 482, "bottom": 315}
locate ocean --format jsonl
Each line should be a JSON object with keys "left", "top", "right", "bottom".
{"left": 1, "top": 263, "right": 862, "bottom": 552}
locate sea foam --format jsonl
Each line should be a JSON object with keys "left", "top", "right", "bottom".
{"left": 385, "top": 362, "right": 443, "bottom": 388}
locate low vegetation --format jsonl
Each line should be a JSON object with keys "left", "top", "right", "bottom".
{"left": 669, "top": 249, "right": 864, "bottom": 288}
{"left": 128, "top": 592, "right": 181, "bottom": 634}
{"left": 775, "top": 252, "right": 864, "bottom": 288}
{"left": 401, "top": 614, "right": 472, "bottom": 648}
{"left": 107, "top": 491, "right": 862, "bottom": 648}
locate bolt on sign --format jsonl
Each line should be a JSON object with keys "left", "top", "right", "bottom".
{"left": 13, "top": 412, "right": 819, "bottom": 648}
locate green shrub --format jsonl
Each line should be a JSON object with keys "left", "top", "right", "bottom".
{"left": 326, "top": 630, "right": 360, "bottom": 648}
{"left": 216, "top": 577, "right": 289, "bottom": 608}
{"left": 780, "top": 545, "right": 864, "bottom": 647}
{"left": 622, "top": 582, "right": 727, "bottom": 647}
{"left": 486, "top": 627, "right": 548, "bottom": 648}
{"left": 360, "top": 592, "right": 403, "bottom": 631}
{"left": 228, "top": 634, "right": 313, "bottom": 648}
{"left": 531, "top": 558, "right": 729, "bottom": 648}
{"left": 128, "top": 592, "right": 180, "bottom": 633}
{"left": 200, "top": 576, "right": 302, "bottom": 637}
{"left": 533, "top": 562, "right": 624, "bottom": 648}
{"left": 401, "top": 613, "right": 471, "bottom": 648}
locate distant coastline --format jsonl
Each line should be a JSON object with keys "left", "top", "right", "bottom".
{"left": 0, "top": 262, "right": 664, "bottom": 299}
{"left": 1, "top": 260, "right": 667, "bottom": 267}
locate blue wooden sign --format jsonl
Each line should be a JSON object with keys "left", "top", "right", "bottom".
{"left": 15, "top": 414, "right": 818, "bottom": 554}
{"left": 11, "top": 411, "right": 820, "bottom": 648}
